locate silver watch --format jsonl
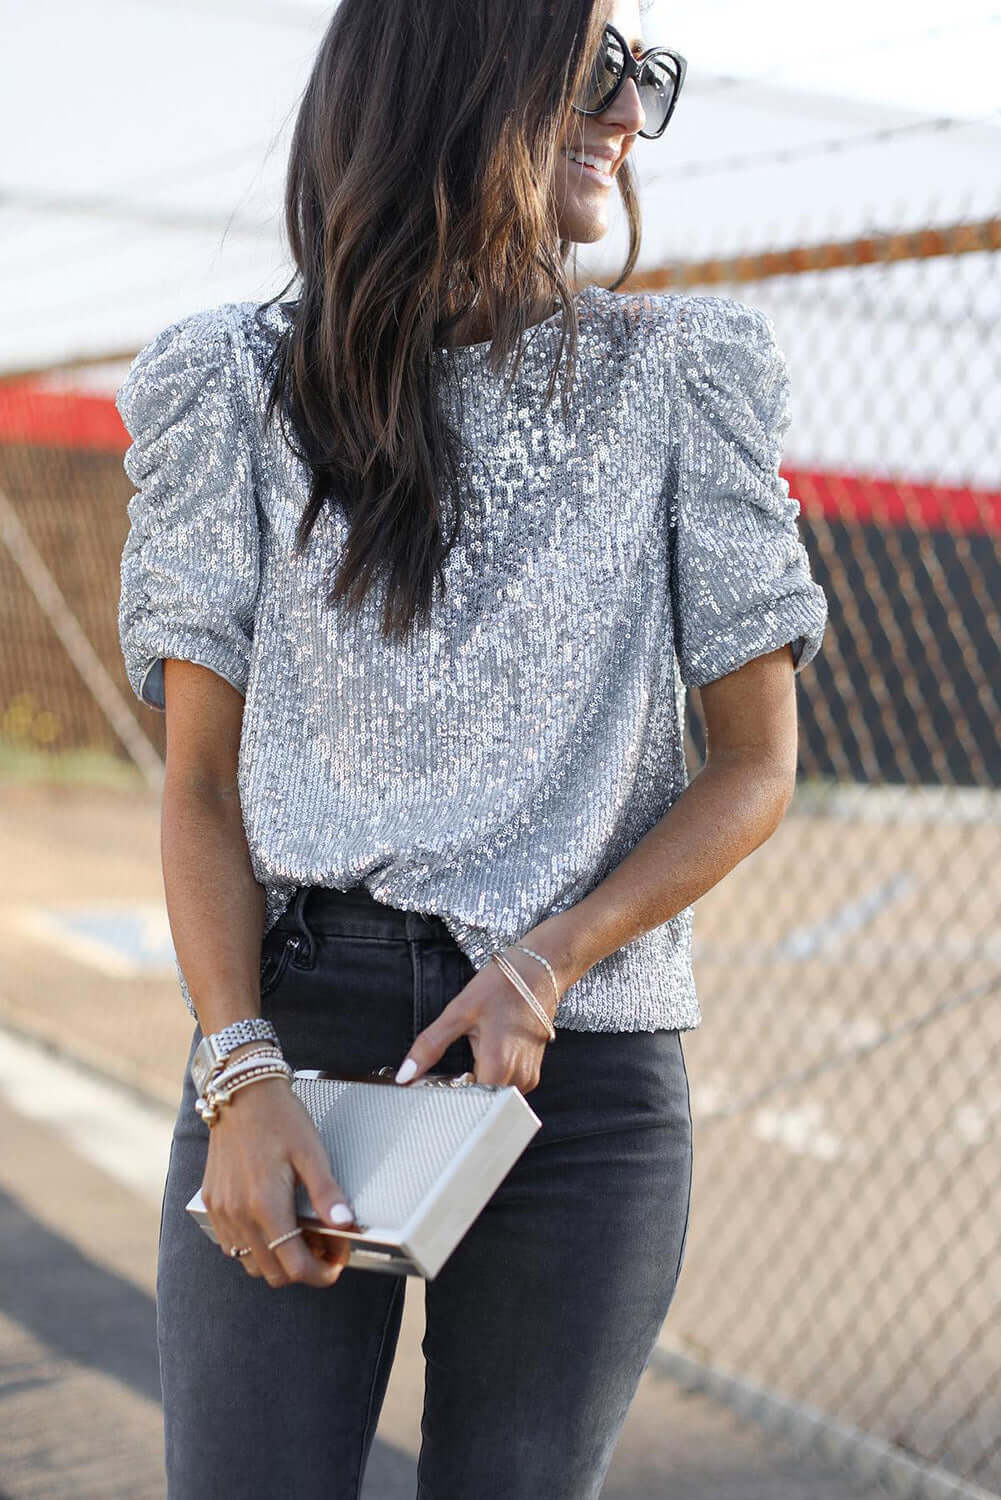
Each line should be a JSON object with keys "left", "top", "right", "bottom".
{"left": 190, "top": 1018, "right": 281, "bottom": 1097}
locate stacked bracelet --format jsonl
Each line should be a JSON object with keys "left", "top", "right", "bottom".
{"left": 195, "top": 1052, "right": 293, "bottom": 1126}
{"left": 490, "top": 950, "right": 557, "bottom": 1042}
{"left": 190, "top": 1018, "right": 281, "bottom": 1098}
{"left": 512, "top": 945, "right": 561, "bottom": 1014}
{"left": 210, "top": 1051, "right": 290, "bottom": 1090}
{"left": 204, "top": 1042, "right": 285, "bottom": 1091}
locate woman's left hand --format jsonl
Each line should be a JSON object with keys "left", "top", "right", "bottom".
{"left": 394, "top": 931, "right": 571, "bottom": 1094}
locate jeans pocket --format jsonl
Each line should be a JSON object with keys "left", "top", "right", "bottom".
{"left": 259, "top": 929, "right": 301, "bottom": 997}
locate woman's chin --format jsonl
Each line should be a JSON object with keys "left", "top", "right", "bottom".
{"left": 561, "top": 205, "right": 611, "bottom": 244}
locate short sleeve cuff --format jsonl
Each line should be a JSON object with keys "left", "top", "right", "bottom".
{"left": 133, "top": 632, "right": 252, "bottom": 711}
{"left": 669, "top": 295, "right": 829, "bottom": 691}
{"left": 116, "top": 304, "right": 261, "bottom": 716}
{"left": 683, "top": 588, "right": 829, "bottom": 688}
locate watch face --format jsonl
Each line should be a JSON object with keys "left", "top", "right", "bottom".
{"left": 191, "top": 1037, "right": 220, "bottom": 1092}
{"left": 190, "top": 1023, "right": 280, "bottom": 1093}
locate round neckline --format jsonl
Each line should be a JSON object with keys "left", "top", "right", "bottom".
{"left": 434, "top": 284, "right": 600, "bottom": 360}
{"left": 268, "top": 284, "right": 604, "bottom": 364}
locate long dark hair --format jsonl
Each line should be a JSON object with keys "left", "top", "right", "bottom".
{"left": 258, "top": 0, "right": 648, "bottom": 642}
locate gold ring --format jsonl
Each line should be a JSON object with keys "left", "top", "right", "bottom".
{"left": 228, "top": 1244, "right": 253, "bottom": 1258}
{"left": 267, "top": 1227, "right": 304, "bottom": 1251}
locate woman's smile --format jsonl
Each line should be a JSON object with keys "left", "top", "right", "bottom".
{"left": 562, "top": 146, "right": 617, "bottom": 188}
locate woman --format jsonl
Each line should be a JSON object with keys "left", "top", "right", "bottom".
{"left": 117, "top": 0, "right": 828, "bottom": 1494}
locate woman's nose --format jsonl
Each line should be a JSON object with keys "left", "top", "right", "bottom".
{"left": 601, "top": 76, "right": 646, "bottom": 137}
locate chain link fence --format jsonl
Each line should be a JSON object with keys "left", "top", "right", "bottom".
{"left": 644, "top": 199, "right": 1001, "bottom": 1499}
{"left": 1, "top": 199, "right": 999, "bottom": 1497}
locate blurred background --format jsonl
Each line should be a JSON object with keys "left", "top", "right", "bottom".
{"left": 1, "top": 2, "right": 999, "bottom": 1497}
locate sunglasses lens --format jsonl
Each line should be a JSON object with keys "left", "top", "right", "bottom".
{"left": 637, "top": 55, "right": 679, "bottom": 133}
{"left": 575, "top": 30, "right": 625, "bottom": 112}
{"left": 574, "top": 31, "right": 680, "bottom": 134}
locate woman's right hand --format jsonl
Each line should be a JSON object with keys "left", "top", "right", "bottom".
{"left": 200, "top": 1074, "right": 356, "bottom": 1289}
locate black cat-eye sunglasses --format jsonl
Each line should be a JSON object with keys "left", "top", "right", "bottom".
{"left": 572, "top": 21, "right": 687, "bottom": 139}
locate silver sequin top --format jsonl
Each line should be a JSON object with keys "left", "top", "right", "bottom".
{"left": 116, "top": 286, "right": 828, "bottom": 1032}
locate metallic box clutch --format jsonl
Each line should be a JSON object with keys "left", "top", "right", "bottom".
{"left": 185, "top": 1067, "right": 542, "bottom": 1279}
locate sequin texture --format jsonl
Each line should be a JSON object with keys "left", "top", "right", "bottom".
{"left": 116, "top": 286, "right": 828, "bottom": 1031}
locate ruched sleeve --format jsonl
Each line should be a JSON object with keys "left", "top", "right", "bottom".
{"left": 668, "top": 295, "right": 828, "bottom": 689}
{"left": 116, "top": 304, "right": 261, "bottom": 711}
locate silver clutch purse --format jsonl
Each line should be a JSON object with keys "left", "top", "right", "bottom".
{"left": 185, "top": 1067, "right": 542, "bottom": 1279}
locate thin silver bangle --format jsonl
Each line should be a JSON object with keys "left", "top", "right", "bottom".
{"left": 490, "top": 951, "right": 557, "bottom": 1042}
{"left": 512, "top": 945, "right": 560, "bottom": 1012}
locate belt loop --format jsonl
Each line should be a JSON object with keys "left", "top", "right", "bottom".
{"left": 288, "top": 886, "right": 317, "bottom": 970}
{"left": 404, "top": 909, "right": 424, "bottom": 942}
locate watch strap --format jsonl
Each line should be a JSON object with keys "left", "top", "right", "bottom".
{"left": 190, "top": 1018, "right": 281, "bottom": 1095}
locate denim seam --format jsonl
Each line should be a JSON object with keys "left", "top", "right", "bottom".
{"left": 673, "top": 1030, "right": 694, "bottom": 1285}
{"left": 157, "top": 1137, "right": 176, "bottom": 1255}
{"left": 350, "top": 1281, "right": 404, "bottom": 1499}
{"left": 408, "top": 937, "right": 423, "bottom": 1042}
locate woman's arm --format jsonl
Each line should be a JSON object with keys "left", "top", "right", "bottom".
{"left": 537, "top": 642, "right": 800, "bottom": 985}
{"left": 396, "top": 643, "right": 800, "bottom": 1090}
{"left": 159, "top": 657, "right": 266, "bottom": 1034}
{"left": 159, "top": 658, "right": 353, "bottom": 1290}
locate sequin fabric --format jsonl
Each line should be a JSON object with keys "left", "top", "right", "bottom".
{"left": 116, "top": 286, "right": 828, "bottom": 1031}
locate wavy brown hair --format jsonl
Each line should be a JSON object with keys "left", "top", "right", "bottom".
{"left": 258, "top": 0, "right": 648, "bottom": 642}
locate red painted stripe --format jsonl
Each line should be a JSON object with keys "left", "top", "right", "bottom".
{"left": 0, "top": 382, "right": 130, "bottom": 453}
{"left": 784, "top": 467, "right": 1001, "bottom": 536}
{"left": 2, "top": 385, "right": 999, "bottom": 535}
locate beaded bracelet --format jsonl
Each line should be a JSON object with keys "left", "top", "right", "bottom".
{"left": 208, "top": 1050, "right": 290, "bottom": 1093}
{"left": 195, "top": 1067, "right": 291, "bottom": 1126}
{"left": 204, "top": 1043, "right": 285, "bottom": 1090}
{"left": 210, "top": 1061, "right": 292, "bottom": 1100}
{"left": 195, "top": 1059, "right": 293, "bottom": 1126}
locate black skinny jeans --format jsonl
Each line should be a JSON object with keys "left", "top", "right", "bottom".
{"left": 156, "top": 883, "right": 694, "bottom": 1499}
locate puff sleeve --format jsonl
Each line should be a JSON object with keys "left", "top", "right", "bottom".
{"left": 116, "top": 305, "right": 261, "bottom": 711}
{"left": 668, "top": 295, "right": 828, "bottom": 689}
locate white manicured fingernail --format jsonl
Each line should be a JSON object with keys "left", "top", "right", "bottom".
{"left": 395, "top": 1058, "right": 418, "bottom": 1084}
{"left": 329, "top": 1203, "right": 353, "bottom": 1225}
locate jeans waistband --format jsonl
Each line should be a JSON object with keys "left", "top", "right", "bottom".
{"left": 275, "top": 883, "right": 453, "bottom": 944}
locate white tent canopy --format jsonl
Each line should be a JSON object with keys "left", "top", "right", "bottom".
{"left": 4, "top": 0, "right": 999, "bottom": 457}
